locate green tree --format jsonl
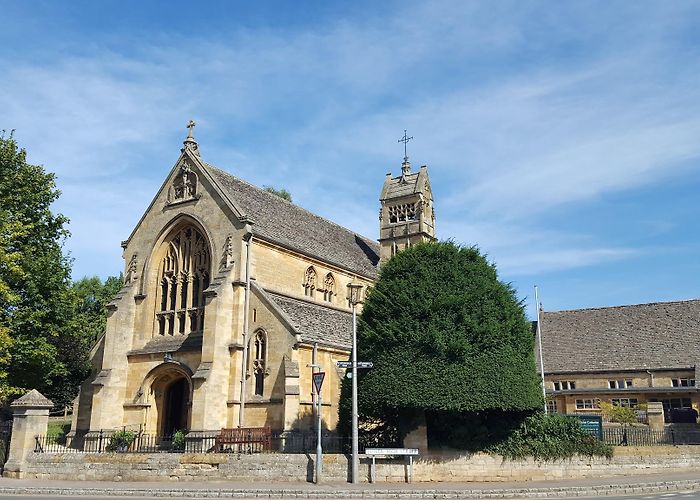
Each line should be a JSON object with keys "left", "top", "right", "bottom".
{"left": 48, "top": 275, "right": 122, "bottom": 408}
{"left": 70, "top": 275, "right": 123, "bottom": 345}
{"left": 0, "top": 133, "right": 121, "bottom": 410}
{"left": 343, "top": 241, "right": 543, "bottom": 448}
{"left": 599, "top": 401, "right": 643, "bottom": 425}
{"left": 263, "top": 185, "right": 292, "bottom": 202}
{"left": 0, "top": 131, "right": 72, "bottom": 405}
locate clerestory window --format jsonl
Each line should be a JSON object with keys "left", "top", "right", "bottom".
{"left": 322, "top": 273, "right": 335, "bottom": 303}
{"left": 303, "top": 267, "right": 317, "bottom": 298}
{"left": 156, "top": 225, "right": 210, "bottom": 336}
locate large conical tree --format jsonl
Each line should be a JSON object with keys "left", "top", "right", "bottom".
{"left": 347, "top": 241, "right": 542, "bottom": 448}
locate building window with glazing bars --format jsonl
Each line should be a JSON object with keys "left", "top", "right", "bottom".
{"left": 575, "top": 398, "right": 600, "bottom": 410}
{"left": 546, "top": 399, "right": 558, "bottom": 414}
{"left": 608, "top": 379, "right": 633, "bottom": 389}
{"left": 552, "top": 380, "right": 576, "bottom": 391}
{"left": 672, "top": 378, "right": 696, "bottom": 387}
{"left": 611, "top": 398, "right": 639, "bottom": 408}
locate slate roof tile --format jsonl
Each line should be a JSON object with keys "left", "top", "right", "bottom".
{"left": 205, "top": 163, "right": 379, "bottom": 278}
{"left": 382, "top": 173, "right": 420, "bottom": 198}
{"left": 265, "top": 291, "right": 352, "bottom": 350}
{"left": 537, "top": 299, "right": 700, "bottom": 374}
{"left": 128, "top": 332, "right": 204, "bottom": 355}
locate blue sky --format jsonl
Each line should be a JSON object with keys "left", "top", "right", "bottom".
{"left": 2, "top": 1, "right": 699, "bottom": 316}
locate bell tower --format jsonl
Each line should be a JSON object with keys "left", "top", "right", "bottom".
{"left": 378, "top": 150, "right": 436, "bottom": 263}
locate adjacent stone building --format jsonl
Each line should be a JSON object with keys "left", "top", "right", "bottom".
{"left": 72, "top": 125, "right": 436, "bottom": 438}
{"left": 537, "top": 300, "right": 700, "bottom": 422}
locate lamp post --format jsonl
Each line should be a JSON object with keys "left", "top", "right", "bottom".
{"left": 348, "top": 283, "right": 364, "bottom": 484}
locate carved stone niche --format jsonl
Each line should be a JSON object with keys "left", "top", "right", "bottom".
{"left": 124, "top": 253, "right": 138, "bottom": 284}
{"left": 167, "top": 162, "right": 201, "bottom": 205}
{"left": 219, "top": 234, "right": 234, "bottom": 271}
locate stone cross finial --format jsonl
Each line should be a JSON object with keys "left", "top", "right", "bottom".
{"left": 186, "top": 119, "right": 196, "bottom": 138}
{"left": 182, "top": 119, "right": 200, "bottom": 156}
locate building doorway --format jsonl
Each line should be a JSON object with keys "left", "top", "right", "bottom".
{"left": 161, "top": 377, "right": 188, "bottom": 436}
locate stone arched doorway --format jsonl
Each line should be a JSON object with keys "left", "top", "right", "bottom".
{"left": 161, "top": 377, "right": 188, "bottom": 436}
{"left": 146, "top": 363, "right": 192, "bottom": 437}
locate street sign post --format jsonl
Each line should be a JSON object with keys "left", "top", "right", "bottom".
{"left": 313, "top": 372, "right": 325, "bottom": 394}
{"left": 336, "top": 361, "right": 373, "bottom": 369}
{"left": 312, "top": 371, "right": 325, "bottom": 483}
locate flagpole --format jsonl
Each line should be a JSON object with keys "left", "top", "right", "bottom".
{"left": 535, "top": 285, "right": 547, "bottom": 413}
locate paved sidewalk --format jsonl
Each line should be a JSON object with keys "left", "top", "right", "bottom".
{"left": 1, "top": 472, "right": 700, "bottom": 498}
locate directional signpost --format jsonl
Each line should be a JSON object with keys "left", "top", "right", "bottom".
{"left": 312, "top": 371, "right": 325, "bottom": 483}
{"left": 336, "top": 361, "right": 373, "bottom": 369}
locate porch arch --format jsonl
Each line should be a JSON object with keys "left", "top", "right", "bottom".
{"left": 142, "top": 362, "right": 193, "bottom": 436}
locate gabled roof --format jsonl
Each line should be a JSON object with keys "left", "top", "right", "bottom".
{"left": 537, "top": 299, "right": 700, "bottom": 374}
{"left": 262, "top": 288, "right": 352, "bottom": 350}
{"left": 205, "top": 163, "right": 379, "bottom": 279}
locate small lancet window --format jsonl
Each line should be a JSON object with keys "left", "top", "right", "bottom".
{"left": 323, "top": 273, "right": 335, "bottom": 303}
{"left": 304, "top": 267, "right": 317, "bottom": 298}
{"left": 252, "top": 329, "right": 267, "bottom": 397}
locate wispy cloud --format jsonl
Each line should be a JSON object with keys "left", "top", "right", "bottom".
{"left": 0, "top": 0, "right": 699, "bottom": 303}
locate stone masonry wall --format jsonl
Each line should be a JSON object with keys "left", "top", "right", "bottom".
{"left": 19, "top": 446, "right": 700, "bottom": 482}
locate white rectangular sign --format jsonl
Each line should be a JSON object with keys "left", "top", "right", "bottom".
{"left": 336, "top": 361, "right": 374, "bottom": 368}
{"left": 365, "top": 448, "right": 419, "bottom": 456}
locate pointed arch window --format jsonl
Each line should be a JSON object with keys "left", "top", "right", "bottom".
{"left": 252, "top": 329, "right": 267, "bottom": 397}
{"left": 155, "top": 225, "right": 211, "bottom": 336}
{"left": 322, "top": 273, "right": 335, "bottom": 303}
{"left": 303, "top": 267, "right": 317, "bottom": 298}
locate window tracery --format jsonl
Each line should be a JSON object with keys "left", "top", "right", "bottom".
{"left": 155, "top": 225, "right": 210, "bottom": 336}
{"left": 303, "top": 267, "right": 317, "bottom": 298}
{"left": 388, "top": 203, "right": 416, "bottom": 223}
{"left": 322, "top": 273, "right": 335, "bottom": 302}
{"left": 252, "top": 329, "right": 267, "bottom": 397}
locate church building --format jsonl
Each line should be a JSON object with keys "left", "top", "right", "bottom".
{"left": 72, "top": 124, "right": 436, "bottom": 439}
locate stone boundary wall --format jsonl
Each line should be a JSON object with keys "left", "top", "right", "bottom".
{"left": 19, "top": 446, "right": 700, "bottom": 483}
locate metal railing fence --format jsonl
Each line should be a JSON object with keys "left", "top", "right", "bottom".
{"left": 33, "top": 430, "right": 378, "bottom": 454}
{"left": 603, "top": 426, "right": 700, "bottom": 446}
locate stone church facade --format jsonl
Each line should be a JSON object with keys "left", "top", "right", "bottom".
{"left": 72, "top": 126, "right": 436, "bottom": 438}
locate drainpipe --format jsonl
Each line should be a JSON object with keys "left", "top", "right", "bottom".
{"left": 239, "top": 231, "right": 253, "bottom": 428}
{"left": 646, "top": 370, "right": 654, "bottom": 388}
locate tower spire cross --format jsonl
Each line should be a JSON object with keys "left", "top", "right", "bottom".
{"left": 398, "top": 129, "right": 413, "bottom": 161}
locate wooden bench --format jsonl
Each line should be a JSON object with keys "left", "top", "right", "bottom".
{"left": 365, "top": 448, "right": 419, "bottom": 483}
{"left": 214, "top": 427, "right": 272, "bottom": 453}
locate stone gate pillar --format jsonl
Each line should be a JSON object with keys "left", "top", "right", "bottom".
{"left": 3, "top": 389, "right": 53, "bottom": 478}
{"left": 647, "top": 401, "right": 665, "bottom": 430}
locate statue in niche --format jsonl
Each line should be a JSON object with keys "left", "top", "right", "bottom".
{"left": 170, "top": 162, "right": 198, "bottom": 202}
{"left": 220, "top": 234, "right": 234, "bottom": 271}
{"left": 125, "top": 254, "right": 138, "bottom": 284}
